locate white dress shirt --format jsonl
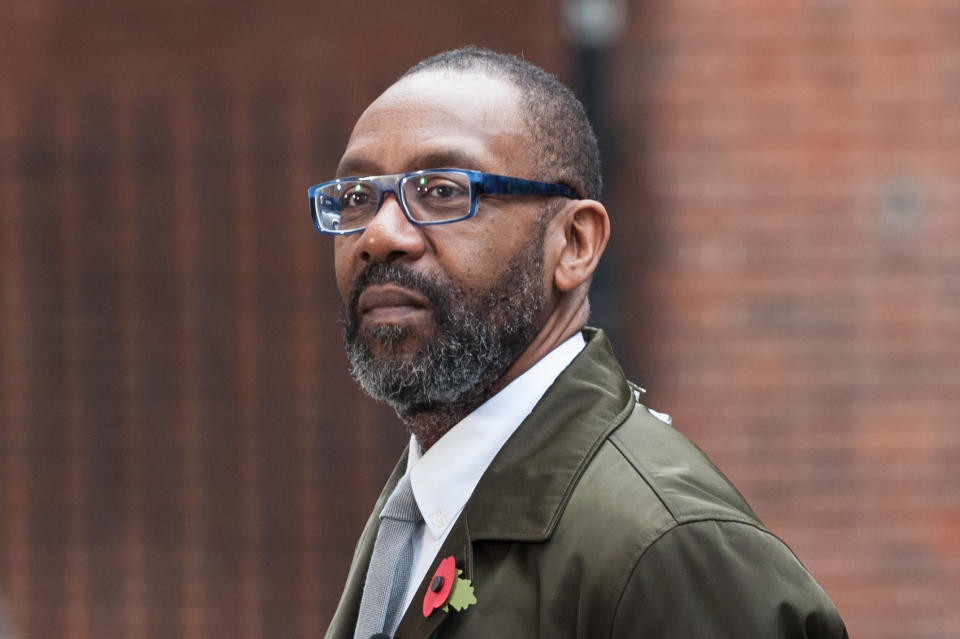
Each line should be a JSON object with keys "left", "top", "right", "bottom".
{"left": 381, "top": 332, "right": 586, "bottom": 632}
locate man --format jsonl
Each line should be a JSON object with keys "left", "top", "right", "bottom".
{"left": 313, "top": 46, "right": 847, "bottom": 639}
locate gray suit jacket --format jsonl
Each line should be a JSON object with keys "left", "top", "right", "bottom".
{"left": 326, "top": 328, "right": 847, "bottom": 638}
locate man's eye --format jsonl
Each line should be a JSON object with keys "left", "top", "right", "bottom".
{"left": 428, "top": 184, "right": 456, "bottom": 198}
{"left": 419, "top": 180, "right": 466, "bottom": 199}
{"left": 342, "top": 188, "right": 372, "bottom": 207}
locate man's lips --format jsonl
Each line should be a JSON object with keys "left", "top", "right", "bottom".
{"left": 357, "top": 284, "right": 431, "bottom": 323}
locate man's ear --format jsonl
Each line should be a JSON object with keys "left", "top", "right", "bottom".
{"left": 552, "top": 199, "right": 610, "bottom": 293}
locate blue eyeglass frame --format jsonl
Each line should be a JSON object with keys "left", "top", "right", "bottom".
{"left": 307, "top": 168, "right": 578, "bottom": 235}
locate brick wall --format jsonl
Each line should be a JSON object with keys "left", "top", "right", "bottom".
{"left": 613, "top": 2, "right": 960, "bottom": 638}
{"left": 0, "top": 1, "right": 957, "bottom": 638}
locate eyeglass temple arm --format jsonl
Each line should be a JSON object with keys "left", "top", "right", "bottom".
{"left": 477, "top": 174, "right": 577, "bottom": 199}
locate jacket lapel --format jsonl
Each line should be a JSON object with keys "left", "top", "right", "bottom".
{"left": 391, "top": 328, "right": 635, "bottom": 638}
{"left": 392, "top": 516, "right": 474, "bottom": 639}
{"left": 465, "top": 328, "right": 634, "bottom": 542}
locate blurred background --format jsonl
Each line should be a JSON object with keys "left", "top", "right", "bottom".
{"left": 1, "top": 0, "right": 958, "bottom": 637}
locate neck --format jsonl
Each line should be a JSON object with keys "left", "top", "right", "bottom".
{"left": 488, "top": 291, "right": 590, "bottom": 396}
{"left": 401, "top": 292, "right": 592, "bottom": 453}
{"left": 398, "top": 404, "right": 472, "bottom": 453}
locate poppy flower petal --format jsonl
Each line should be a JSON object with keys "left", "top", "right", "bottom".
{"left": 422, "top": 556, "right": 457, "bottom": 617}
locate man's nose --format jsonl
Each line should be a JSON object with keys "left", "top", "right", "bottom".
{"left": 357, "top": 193, "right": 426, "bottom": 263}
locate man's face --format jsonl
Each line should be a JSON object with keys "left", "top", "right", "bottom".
{"left": 333, "top": 71, "right": 553, "bottom": 414}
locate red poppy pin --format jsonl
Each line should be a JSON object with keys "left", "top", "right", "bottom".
{"left": 422, "top": 555, "right": 477, "bottom": 617}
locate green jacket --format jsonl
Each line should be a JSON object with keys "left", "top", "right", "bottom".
{"left": 326, "top": 329, "right": 847, "bottom": 638}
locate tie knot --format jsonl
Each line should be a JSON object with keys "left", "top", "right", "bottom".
{"left": 380, "top": 474, "right": 422, "bottom": 524}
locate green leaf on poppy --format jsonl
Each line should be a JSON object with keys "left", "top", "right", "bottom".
{"left": 446, "top": 569, "right": 477, "bottom": 612}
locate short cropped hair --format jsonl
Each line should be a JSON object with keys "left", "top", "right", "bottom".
{"left": 400, "top": 46, "right": 602, "bottom": 201}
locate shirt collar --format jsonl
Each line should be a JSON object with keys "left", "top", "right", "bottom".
{"left": 404, "top": 332, "right": 587, "bottom": 538}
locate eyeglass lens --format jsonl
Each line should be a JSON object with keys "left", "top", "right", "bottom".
{"left": 316, "top": 171, "right": 472, "bottom": 232}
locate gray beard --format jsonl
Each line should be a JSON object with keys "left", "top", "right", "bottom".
{"left": 342, "top": 222, "right": 548, "bottom": 420}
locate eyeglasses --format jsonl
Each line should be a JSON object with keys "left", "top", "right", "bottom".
{"left": 308, "top": 168, "right": 577, "bottom": 235}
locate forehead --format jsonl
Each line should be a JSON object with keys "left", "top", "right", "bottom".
{"left": 337, "top": 71, "right": 531, "bottom": 177}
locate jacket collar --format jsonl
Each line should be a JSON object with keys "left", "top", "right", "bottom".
{"left": 393, "top": 328, "right": 635, "bottom": 638}
{"left": 461, "top": 327, "right": 634, "bottom": 541}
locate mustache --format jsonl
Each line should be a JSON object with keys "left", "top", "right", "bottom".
{"left": 346, "top": 263, "right": 447, "bottom": 323}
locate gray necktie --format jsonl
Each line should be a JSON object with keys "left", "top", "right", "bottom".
{"left": 354, "top": 474, "right": 423, "bottom": 639}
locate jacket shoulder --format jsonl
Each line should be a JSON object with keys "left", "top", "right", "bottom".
{"left": 605, "top": 402, "right": 762, "bottom": 527}
{"left": 555, "top": 401, "right": 764, "bottom": 569}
